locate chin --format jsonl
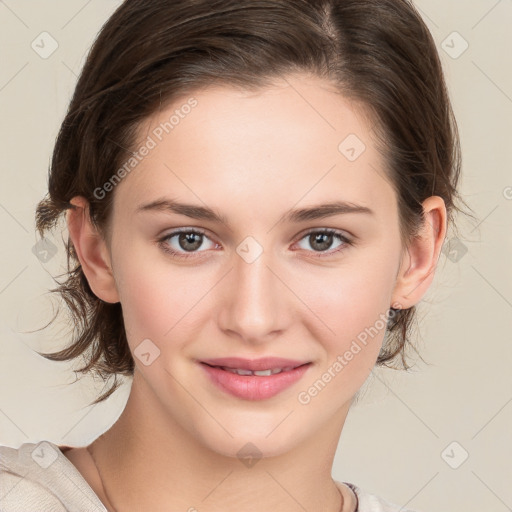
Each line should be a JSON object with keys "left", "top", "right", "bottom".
{"left": 195, "top": 418, "right": 306, "bottom": 461}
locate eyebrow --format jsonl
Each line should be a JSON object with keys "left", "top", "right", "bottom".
{"left": 136, "top": 198, "right": 374, "bottom": 224}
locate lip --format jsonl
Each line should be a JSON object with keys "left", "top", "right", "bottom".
{"left": 199, "top": 357, "right": 312, "bottom": 401}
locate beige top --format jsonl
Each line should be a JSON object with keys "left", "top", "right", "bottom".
{"left": 0, "top": 441, "right": 421, "bottom": 511}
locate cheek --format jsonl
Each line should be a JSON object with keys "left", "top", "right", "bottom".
{"left": 295, "top": 277, "right": 392, "bottom": 409}
{"left": 113, "top": 246, "right": 213, "bottom": 349}
{"left": 297, "top": 253, "right": 396, "bottom": 367}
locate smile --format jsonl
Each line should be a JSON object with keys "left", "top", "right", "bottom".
{"left": 199, "top": 361, "right": 312, "bottom": 400}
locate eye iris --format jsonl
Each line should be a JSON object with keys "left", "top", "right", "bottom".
{"left": 310, "top": 232, "right": 333, "bottom": 251}
{"left": 179, "top": 232, "right": 202, "bottom": 251}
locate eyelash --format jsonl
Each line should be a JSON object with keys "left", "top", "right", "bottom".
{"left": 157, "top": 227, "right": 354, "bottom": 260}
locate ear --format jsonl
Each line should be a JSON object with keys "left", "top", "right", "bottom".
{"left": 66, "top": 196, "right": 120, "bottom": 304}
{"left": 391, "top": 196, "right": 447, "bottom": 309}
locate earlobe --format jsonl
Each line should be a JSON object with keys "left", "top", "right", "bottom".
{"left": 66, "top": 196, "right": 120, "bottom": 304}
{"left": 391, "top": 196, "right": 447, "bottom": 309}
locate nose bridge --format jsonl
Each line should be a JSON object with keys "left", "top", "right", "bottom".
{"left": 221, "top": 236, "right": 285, "bottom": 341}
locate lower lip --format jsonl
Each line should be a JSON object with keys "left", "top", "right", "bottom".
{"left": 200, "top": 363, "right": 311, "bottom": 400}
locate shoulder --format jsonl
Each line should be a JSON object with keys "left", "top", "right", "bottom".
{"left": 0, "top": 441, "right": 107, "bottom": 512}
{"left": 0, "top": 470, "right": 67, "bottom": 512}
{"left": 0, "top": 443, "right": 67, "bottom": 511}
{"left": 339, "top": 481, "right": 423, "bottom": 512}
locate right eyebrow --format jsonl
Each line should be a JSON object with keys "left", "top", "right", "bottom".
{"left": 136, "top": 198, "right": 229, "bottom": 224}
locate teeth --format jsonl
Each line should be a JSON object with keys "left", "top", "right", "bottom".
{"left": 221, "top": 366, "right": 295, "bottom": 376}
{"left": 225, "top": 367, "right": 253, "bottom": 376}
{"left": 254, "top": 369, "right": 274, "bottom": 376}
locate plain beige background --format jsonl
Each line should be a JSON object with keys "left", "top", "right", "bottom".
{"left": 0, "top": 1, "right": 511, "bottom": 511}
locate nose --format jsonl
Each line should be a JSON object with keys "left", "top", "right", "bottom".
{"left": 216, "top": 244, "right": 291, "bottom": 344}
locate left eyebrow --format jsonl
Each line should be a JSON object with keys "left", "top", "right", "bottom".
{"left": 283, "top": 200, "right": 375, "bottom": 223}
{"left": 136, "top": 198, "right": 374, "bottom": 225}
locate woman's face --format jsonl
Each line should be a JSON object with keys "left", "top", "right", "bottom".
{"left": 104, "top": 74, "right": 408, "bottom": 457}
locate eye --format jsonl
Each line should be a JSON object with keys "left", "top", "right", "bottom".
{"left": 158, "top": 228, "right": 219, "bottom": 259}
{"left": 158, "top": 227, "right": 353, "bottom": 260}
{"left": 293, "top": 228, "right": 353, "bottom": 257}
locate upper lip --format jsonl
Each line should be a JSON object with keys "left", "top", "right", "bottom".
{"left": 200, "top": 357, "right": 310, "bottom": 371}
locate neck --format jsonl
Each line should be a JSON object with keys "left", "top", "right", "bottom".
{"left": 88, "top": 370, "right": 352, "bottom": 512}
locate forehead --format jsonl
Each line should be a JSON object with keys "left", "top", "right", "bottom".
{"left": 114, "top": 75, "right": 396, "bottom": 225}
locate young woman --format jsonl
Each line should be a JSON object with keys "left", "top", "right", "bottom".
{"left": 0, "top": 0, "right": 471, "bottom": 510}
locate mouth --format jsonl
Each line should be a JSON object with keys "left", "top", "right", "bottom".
{"left": 198, "top": 357, "right": 312, "bottom": 400}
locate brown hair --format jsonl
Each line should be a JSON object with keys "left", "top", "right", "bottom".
{"left": 35, "top": 0, "right": 473, "bottom": 405}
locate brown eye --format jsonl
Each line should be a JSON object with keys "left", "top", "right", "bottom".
{"left": 309, "top": 232, "right": 334, "bottom": 251}
{"left": 159, "top": 228, "right": 217, "bottom": 259}
{"left": 177, "top": 232, "right": 203, "bottom": 252}
{"left": 295, "top": 229, "right": 353, "bottom": 257}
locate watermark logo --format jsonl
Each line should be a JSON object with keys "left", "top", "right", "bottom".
{"left": 134, "top": 338, "right": 161, "bottom": 366}
{"left": 31, "top": 32, "right": 59, "bottom": 59}
{"left": 32, "top": 237, "right": 58, "bottom": 263}
{"left": 236, "top": 236, "right": 264, "bottom": 264}
{"left": 442, "top": 237, "right": 468, "bottom": 263}
{"left": 441, "top": 441, "right": 469, "bottom": 469}
{"left": 338, "top": 133, "right": 366, "bottom": 162}
{"left": 31, "top": 441, "right": 59, "bottom": 469}
{"left": 237, "top": 442, "right": 263, "bottom": 468}
{"left": 441, "top": 31, "right": 469, "bottom": 60}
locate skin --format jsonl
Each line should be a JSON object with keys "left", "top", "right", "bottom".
{"left": 64, "top": 73, "right": 447, "bottom": 512}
